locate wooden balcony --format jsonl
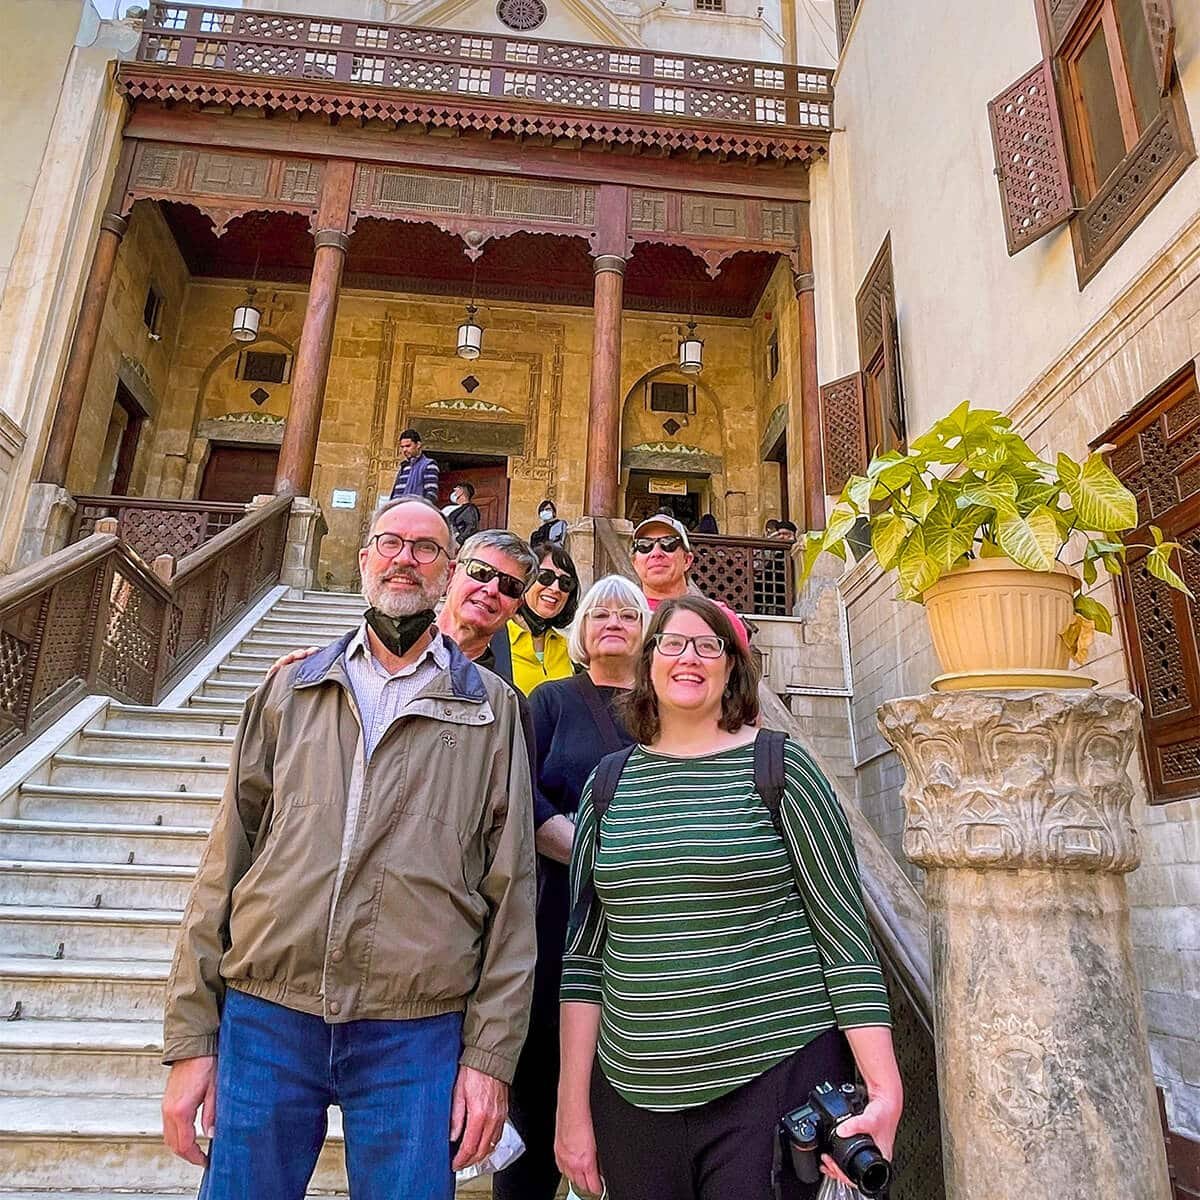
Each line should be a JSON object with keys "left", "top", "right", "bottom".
{"left": 130, "top": 2, "right": 833, "bottom": 158}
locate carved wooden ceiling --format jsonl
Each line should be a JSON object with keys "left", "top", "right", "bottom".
{"left": 158, "top": 203, "right": 781, "bottom": 317}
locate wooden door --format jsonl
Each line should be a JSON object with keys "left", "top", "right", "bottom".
{"left": 200, "top": 446, "right": 280, "bottom": 503}
{"left": 440, "top": 462, "right": 509, "bottom": 532}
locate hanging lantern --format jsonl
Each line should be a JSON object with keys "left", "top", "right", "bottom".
{"left": 678, "top": 319, "right": 703, "bottom": 374}
{"left": 232, "top": 286, "right": 261, "bottom": 343}
{"left": 457, "top": 303, "right": 483, "bottom": 360}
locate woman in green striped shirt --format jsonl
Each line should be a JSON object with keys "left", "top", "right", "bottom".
{"left": 555, "top": 596, "right": 902, "bottom": 1200}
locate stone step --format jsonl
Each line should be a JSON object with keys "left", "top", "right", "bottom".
{"left": 0, "top": 1096, "right": 348, "bottom": 1191}
{"left": 0, "top": 905, "right": 180, "bottom": 960}
{"left": 18, "top": 783, "right": 221, "bottom": 827}
{"left": 48, "top": 754, "right": 228, "bottom": 792}
{"left": 182, "top": 702, "right": 244, "bottom": 720}
{"left": 77, "top": 730, "right": 233, "bottom": 764}
{"left": 100, "top": 704, "right": 240, "bottom": 738}
{"left": 0, "top": 955, "right": 167, "bottom": 1020}
{"left": 207, "top": 663, "right": 271, "bottom": 684}
{"left": 0, "top": 861, "right": 195, "bottom": 910}
{"left": 0, "top": 819, "right": 205, "bottom": 867}
{"left": 194, "top": 680, "right": 257, "bottom": 704}
{"left": 255, "top": 616, "right": 358, "bottom": 635}
{"left": 236, "top": 636, "right": 323, "bottom": 659}
{"left": 275, "top": 602, "right": 363, "bottom": 620}
{"left": 0, "top": 1018, "right": 164, "bottom": 1096}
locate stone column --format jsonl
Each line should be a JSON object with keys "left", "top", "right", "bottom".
{"left": 274, "top": 160, "right": 355, "bottom": 498}
{"left": 794, "top": 203, "right": 823, "bottom": 531}
{"left": 877, "top": 690, "right": 1171, "bottom": 1200}
{"left": 584, "top": 253, "right": 626, "bottom": 519}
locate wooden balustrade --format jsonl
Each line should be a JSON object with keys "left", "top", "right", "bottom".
{"left": 137, "top": 2, "right": 833, "bottom": 134}
{"left": 70, "top": 496, "right": 246, "bottom": 561}
{"left": 0, "top": 496, "right": 291, "bottom": 763}
{"left": 689, "top": 533, "right": 795, "bottom": 617}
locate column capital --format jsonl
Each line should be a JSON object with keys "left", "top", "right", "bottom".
{"left": 592, "top": 253, "right": 627, "bottom": 277}
{"left": 313, "top": 229, "right": 350, "bottom": 253}
{"left": 876, "top": 689, "right": 1142, "bottom": 873}
{"left": 793, "top": 270, "right": 815, "bottom": 295}
{"left": 99, "top": 213, "right": 129, "bottom": 239}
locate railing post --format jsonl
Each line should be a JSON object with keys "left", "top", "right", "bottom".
{"left": 877, "top": 690, "right": 1172, "bottom": 1200}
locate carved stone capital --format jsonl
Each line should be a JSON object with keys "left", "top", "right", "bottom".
{"left": 313, "top": 229, "right": 350, "bottom": 253}
{"left": 876, "top": 690, "right": 1142, "bottom": 874}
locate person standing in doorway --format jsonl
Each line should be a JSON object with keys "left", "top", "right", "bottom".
{"left": 161, "top": 496, "right": 535, "bottom": 1200}
{"left": 390, "top": 428, "right": 440, "bottom": 502}
{"left": 445, "top": 480, "right": 482, "bottom": 544}
{"left": 629, "top": 514, "right": 750, "bottom": 649}
{"left": 530, "top": 499, "right": 569, "bottom": 550}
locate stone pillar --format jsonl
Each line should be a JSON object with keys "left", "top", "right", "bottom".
{"left": 877, "top": 690, "right": 1171, "bottom": 1200}
{"left": 274, "top": 160, "right": 355, "bottom": 498}
{"left": 584, "top": 253, "right": 626, "bottom": 519}
{"left": 250, "top": 493, "right": 326, "bottom": 592}
{"left": 795, "top": 204, "right": 823, "bottom": 531}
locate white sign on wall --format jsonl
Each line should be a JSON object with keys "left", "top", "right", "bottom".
{"left": 331, "top": 489, "right": 358, "bottom": 509}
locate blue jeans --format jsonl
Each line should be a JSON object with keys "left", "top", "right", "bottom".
{"left": 198, "top": 989, "right": 463, "bottom": 1200}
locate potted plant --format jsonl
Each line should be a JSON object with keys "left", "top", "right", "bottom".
{"left": 800, "top": 402, "right": 1192, "bottom": 690}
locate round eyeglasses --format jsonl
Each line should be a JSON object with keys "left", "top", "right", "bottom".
{"left": 586, "top": 607, "right": 643, "bottom": 625}
{"left": 651, "top": 632, "right": 726, "bottom": 659}
{"left": 367, "top": 533, "right": 447, "bottom": 564}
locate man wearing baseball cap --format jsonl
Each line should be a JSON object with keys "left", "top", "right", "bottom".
{"left": 629, "top": 514, "right": 750, "bottom": 648}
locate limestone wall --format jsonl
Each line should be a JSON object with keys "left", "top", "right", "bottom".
{"left": 133, "top": 274, "right": 772, "bottom": 589}
{"left": 810, "top": 0, "right": 1200, "bottom": 1137}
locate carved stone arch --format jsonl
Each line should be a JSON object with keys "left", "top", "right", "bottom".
{"left": 619, "top": 361, "right": 729, "bottom": 526}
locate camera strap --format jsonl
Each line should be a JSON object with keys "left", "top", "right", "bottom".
{"left": 565, "top": 730, "right": 790, "bottom": 943}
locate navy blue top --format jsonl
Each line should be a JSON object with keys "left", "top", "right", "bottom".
{"left": 526, "top": 673, "right": 633, "bottom": 1020}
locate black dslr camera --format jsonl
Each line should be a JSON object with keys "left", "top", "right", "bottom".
{"left": 780, "top": 1081, "right": 892, "bottom": 1197}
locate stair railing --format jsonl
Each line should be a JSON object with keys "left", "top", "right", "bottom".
{"left": 0, "top": 496, "right": 291, "bottom": 763}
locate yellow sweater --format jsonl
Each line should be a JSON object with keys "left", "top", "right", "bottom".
{"left": 507, "top": 621, "right": 574, "bottom": 696}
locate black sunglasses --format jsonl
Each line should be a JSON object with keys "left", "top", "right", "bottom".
{"left": 461, "top": 557, "right": 526, "bottom": 600}
{"left": 533, "top": 568, "right": 576, "bottom": 593}
{"left": 632, "top": 535, "right": 684, "bottom": 555}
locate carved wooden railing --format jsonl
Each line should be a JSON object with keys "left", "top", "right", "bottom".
{"left": 0, "top": 496, "right": 291, "bottom": 763}
{"left": 589, "top": 516, "right": 942, "bottom": 1198}
{"left": 70, "top": 496, "right": 246, "bottom": 561}
{"left": 690, "top": 533, "right": 795, "bottom": 617}
{"left": 137, "top": 2, "right": 834, "bottom": 134}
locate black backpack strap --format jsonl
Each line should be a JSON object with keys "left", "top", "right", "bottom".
{"left": 566, "top": 744, "right": 636, "bottom": 944}
{"left": 575, "top": 674, "right": 626, "bottom": 756}
{"left": 754, "top": 729, "right": 789, "bottom": 835}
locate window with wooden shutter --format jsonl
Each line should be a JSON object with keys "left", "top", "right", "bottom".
{"left": 990, "top": 0, "right": 1190, "bottom": 279}
{"left": 855, "top": 236, "right": 906, "bottom": 457}
{"left": 834, "top": 0, "right": 859, "bottom": 52}
{"left": 819, "top": 372, "right": 868, "bottom": 494}
{"left": 1101, "top": 366, "right": 1200, "bottom": 803}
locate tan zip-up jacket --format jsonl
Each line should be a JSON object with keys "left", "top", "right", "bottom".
{"left": 162, "top": 631, "right": 536, "bottom": 1083}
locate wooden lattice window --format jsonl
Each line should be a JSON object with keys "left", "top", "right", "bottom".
{"left": 648, "top": 381, "right": 694, "bottom": 414}
{"left": 142, "top": 285, "right": 164, "bottom": 336}
{"left": 819, "top": 372, "right": 868, "bottom": 494}
{"left": 834, "top": 0, "right": 860, "bottom": 51}
{"left": 237, "top": 350, "right": 291, "bottom": 384}
{"left": 1101, "top": 365, "right": 1200, "bottom": 803}
{"left": 855, "top": 236, "right": 906, "bottom": 459}
{"left": 988, "top": 0, "right": 1191, "bottom": 281}
{"left": 695, "top": 0, "right": 725, "bottom": 11}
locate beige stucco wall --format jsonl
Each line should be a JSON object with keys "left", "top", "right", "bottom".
{"left": 812, "top": 0, "right": 1200, "bottom": 1138}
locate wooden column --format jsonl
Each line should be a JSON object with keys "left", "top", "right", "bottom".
{"left": 274, "top": 160, "right": 355, "bottom": 498}
{"left": 795, "top": 202, "right": 824, "bottom": 530}
{"left": 584, "top": 253, "right": 626, "bottom": 518}
{"left": 39, "top": 143, "right": 136, "bottom": 487}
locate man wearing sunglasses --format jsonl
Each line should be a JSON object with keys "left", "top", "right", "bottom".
{"left": 162, "top": 497, "right": 536, "bottom": 1200}
{"left": 630, "top": 514, "right": 750, "bottom": 649}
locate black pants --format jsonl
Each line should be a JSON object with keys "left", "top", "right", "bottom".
{"left": 590, "top": 1027, "right": 854, "bottom": 1200}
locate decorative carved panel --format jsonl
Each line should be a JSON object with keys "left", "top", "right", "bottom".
{"left": 1105, "top": 368, "right": 1200, "bottom": 802}
{"left": 680, "top": 196, "right": 747, "bottom": 238}
{"left": 354, "top": 167, "right": 472, "bottom": 214}
{"left": 688, "top": 535, "right": 793, "bottom": 617}
{"left": 1044, "top": 0, "right": 1090, "bottom": 49}
{"left": 630, "top": 191, "right": 668, "bottom": 232}
{"left": 761, "top": 202, "right": 798, "bottom": 242}
{"left": 192, "top": 152, "right": 270, "bottom": 198}
{"left": 819, "top": 372, "right": 868, "bottom": 494}
{"left": 483, "top": 178, "right": 595, "bottom": 226}
{"left": 132, "top": 145, "right": 183, "bottom": 190}
{"left": 834, "top": 0, "right": 858, "bottom": 51}
{"left": 855, "top": 235, "right": 893, "bottom": 365}
{"left": 987, "top": 60, "right": 1074, "bottom": 256}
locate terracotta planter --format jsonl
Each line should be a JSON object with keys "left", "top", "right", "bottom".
{"left": 922, "top": 557, "right": 1092, "bottom": 691}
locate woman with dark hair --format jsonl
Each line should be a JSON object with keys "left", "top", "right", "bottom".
{"left": 555, "top": 596, "right": 902, "bottom": 1200}
{"left": 530, "top": 499, "right": 569, "bottom": 549}
{"left": 490, "top": 542, "right": 579, "bottom": 695}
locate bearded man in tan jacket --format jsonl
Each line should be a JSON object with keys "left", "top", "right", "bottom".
{"left": 161, "top": 496, "right": 536, "bottom": 1200}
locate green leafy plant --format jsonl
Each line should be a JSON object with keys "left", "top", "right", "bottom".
{"left": 800, "top": 402, "right": 1191, "bottom": 658}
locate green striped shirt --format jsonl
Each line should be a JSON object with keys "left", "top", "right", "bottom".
{"left": 561, "top": 739, "right": 890, "bottom": 1111}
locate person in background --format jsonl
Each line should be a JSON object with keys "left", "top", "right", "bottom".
{"left": 390, "top": 428, "right": 440, "bottom": 502}
{"left": 555, "top": 596, "right": 902, "bottom": 1200}
{"left": 773, "top": 519, "right": 799, "bottom": 543}
{"left": 696, "top": 513, "right": 719, "bottom": 535}
{"left": 162, "top": 496, "right": 535, "bottom": 1200}
{"left": 490, "top": 543, "right": 579, "bottom": 696}
{"left": 444, "top": 481, "right": 481, "bottom": 544}
{"left": 530, "top": 499, "right": 569, "bottom": 550}
{"left": 764, "top": 518, "right": 781, "bottom": 538}
{"left": 629, "top": 514, "right": 750, "bottom": 649}
{"left": 493, "top": 575, "right": 650, "bottom": 1200}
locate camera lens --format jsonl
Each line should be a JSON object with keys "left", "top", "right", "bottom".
{"left": 847, "top": 1147, "right": 892, "bottom": 1198}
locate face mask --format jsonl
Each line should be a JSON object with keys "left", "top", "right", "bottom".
{"left": 539, "top": 509, "right": 554, "bottom": 522}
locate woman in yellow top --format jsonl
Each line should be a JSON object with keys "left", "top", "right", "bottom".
{"left": 490, "top": 543, "right": 580, "bottom": 695}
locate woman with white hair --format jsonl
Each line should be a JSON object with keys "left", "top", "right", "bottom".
{"left": 492, "top": 574, "right": 650, "bottom": 1200}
